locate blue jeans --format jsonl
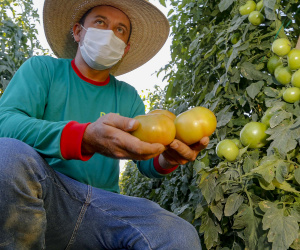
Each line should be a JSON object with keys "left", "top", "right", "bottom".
{"left": 0, "top": 138, "right": 201, "bottom": 250}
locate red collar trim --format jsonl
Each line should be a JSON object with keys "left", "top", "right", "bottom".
{"left": 71, "top": 60, "right": 110, "bottom": 86}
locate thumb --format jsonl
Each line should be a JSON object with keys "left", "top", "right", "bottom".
{"left": 103, "top": 113, "right": 139, "bottom": 132}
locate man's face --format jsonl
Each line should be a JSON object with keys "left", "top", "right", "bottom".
{"left": 80, "top": 5, "right": 131, "bottom": 44}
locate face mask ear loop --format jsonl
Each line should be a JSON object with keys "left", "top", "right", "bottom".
{"left": 81, "top": 25, "right": 87, "bottom": 31}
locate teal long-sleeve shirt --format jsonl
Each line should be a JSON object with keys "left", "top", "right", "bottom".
{"left": 0, "top": 56, "right": 164, "bottom": 193}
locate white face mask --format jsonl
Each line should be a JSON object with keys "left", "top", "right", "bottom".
{"left": 79, "top": 26, "right": 127, "bottom": 71}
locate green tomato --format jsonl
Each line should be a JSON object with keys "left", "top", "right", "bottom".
{"left": 267, "top": 55, "right": 283, "bottom": 75}
{"left": 292, "top": 69, "right": 300, "bottom": 88}
{"left": 287, "top": 49, "right": 300, "bottom": 70}
{"left": 239, "top": 1, "right": 256, "bottom": 15}
{"left": 272, "top": 38, "right": 292, "bottom": 57}
{"left": 216, "top": 139, "right": 239, "bottom": 162}
{"left": 274, "top": 66, "right": 292, "bottom": 85}
{"left": 240, "top": 122, "right": 268, "bottom": 149}
{"left": 256, "top": 0, "right": 263, "bottom": 10}
{"left": 231, "top": 138, "right": 243, "bottom": 148}
{"left": 231, "top": 33, "right": 241, "bottom": 45}
{"left": 282, "top": 87, "right": 300, "bottom": 103}
{"left": 261, "top": 108, "right": 275, "bottom": 127}
{"left": 248, "top": 11, "right": 265, "bottom": 26}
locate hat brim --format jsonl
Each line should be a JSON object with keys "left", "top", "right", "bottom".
{"left": 43, "top": 0, "right": 170, "bottom": 76}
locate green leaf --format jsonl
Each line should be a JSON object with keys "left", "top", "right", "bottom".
{"left": 266, "top": 121, "right": 300, "bottom": 157}
{"left": 159, "top": 0, "right": 166, "bottom": 7}
{"left": 232, "top": 204, "right": 260, "bottom": 248}
{"left": 199, "top": 173, "right": 216, "bottom": 203}
{"left": 272, "top": 179, "right": 300, "bottom": 194}
{"left": 262, "top": 205, "right": 299, "bottom": 250}
{"left": 224, "top": 193, "right": 244, "bottom": 217}
{"left": 218, "top": 0, "right": 234, "bottom": 12}
{"left": 210, "top": 200, "right": 224, "bottom": 221}
{"left": 294, "top": 168, "right": 300, "bottom": 185}
{"left": 252, "top": 157, "right": 276, "bottom": 183}
{"left": 269, "top": 111, "right": 291, "bottom": 128}
{"left": 241, "top": 62, "right": 268, "bottom": 81}
{"left": 275, "top": 162, "right": 288, "bottom": 183}
{"left": 246, "top": 81, "right": 264, "bottom": 99}
{"left": 199, "top": 212, "right": 221, "bottom": 249}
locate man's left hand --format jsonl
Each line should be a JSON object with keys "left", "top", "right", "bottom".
{"left": 158, "top": 137, "right": 210, "bottom": 169}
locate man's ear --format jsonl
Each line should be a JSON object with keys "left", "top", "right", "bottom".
{"left": 123, "top": 43, "right": 130, "bottom": 57}
{"left": 73, "top": 23, "right": 83, "bottom": 43}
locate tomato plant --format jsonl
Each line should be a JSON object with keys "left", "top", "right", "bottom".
{"left": 248, "top": 11, "right": 265, "bottom": 26}
{"left": 239, "top": 1, "right": 256, "bottom": 15}
{"left": 240, "top": 122, "right": 268, "bottom": 148}
{"left": 282, "top": 87, "right": 300, "bottom": 103}
{"left": 216, "top": 139, "right": 239, "bottom": 161}
{"left": 122, "top": 0, "right": 300, "bottom": 249}
{"left": 274, "top": 65, "right": 292, "bottom": 85}
{"left": 272, "top": 38, "right": 292, "bottom": 56}
{"left": 174, "top": 107, "right": 217, "bottom": 145}
{"left": 288, "top": 49, "right": 300, "bottom": 70}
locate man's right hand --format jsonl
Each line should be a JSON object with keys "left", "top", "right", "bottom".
{"left": 81, "top": 113, "right": 165, "bottom": 160}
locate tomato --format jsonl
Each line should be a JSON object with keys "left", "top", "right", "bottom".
{"left": 248, "top": 11, "right": 265, "bottom": 26}
{"left": 272, "top": 38, "right": 292, "bottom": 57}
{"left": 274, "top": 66, "right": 292, "bottom": 85}
{"left": 292, "top": 69, "right": 300, "bottom": 88}
{"left": 240, "top": 122, "right": 268, "bottom": 149}
{"left": 147, "top": 109, "right": 176, "bottom": 121}
{"left": 239, "top": 1, "right": 256, "bottom": 15}
{"left": 261, "top": 108, "right": 275, "bottom": 127}
{"left": 131, "top": 114, "right": 176, "bottom": 145}
{"left": 287, "top": 49, "right": 300, "bottom": 70}
{"left": 267, "top": 55, "right": 283, "bottom": 75}
{"left": 231, "top": 138, "right": 243, "bottom": 148}
{"left": 256, "top": 0, "right": 263, "bottom": 11}
{"left": 231, "top": 33, "right": 241, "bottom": 45}
{"left": 216, "top": 139, "right": 239, "bottom": 162}
{"left": 282, "top": 87, "right": 300, "bottom": 103}
{"left": 174, "top": 107, "right": 217, "bottom": 145}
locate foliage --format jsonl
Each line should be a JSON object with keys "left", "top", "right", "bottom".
{"left": 121, "top": 0, "right": 300, "bottom": 249}
{"left": 0, "top": 0, "right": 47, "bottom": 96}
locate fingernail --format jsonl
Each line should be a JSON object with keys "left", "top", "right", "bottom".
{"left": 128, "top": 119, "right": 136, "bottom": 130}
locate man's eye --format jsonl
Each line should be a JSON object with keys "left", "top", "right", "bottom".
{"left": 97, "top": 20, "right": 104, "bottom": 25}
{"left": 117, "top": 27, "right": 124, "bottom": 34}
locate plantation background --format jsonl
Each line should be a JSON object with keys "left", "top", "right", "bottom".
{"left": 121, "top": 0, "right": 300, "bottom": 249}
{"left": 1, "top": 0, "right": 300, "bottom": 249}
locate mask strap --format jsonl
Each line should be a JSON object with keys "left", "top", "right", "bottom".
{"left": 81, "top": 25, "right": 87, "bottom": 31}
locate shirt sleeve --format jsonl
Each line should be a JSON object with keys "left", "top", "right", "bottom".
{"left": 0, "top": 56, "right": 67, "bottom": 159}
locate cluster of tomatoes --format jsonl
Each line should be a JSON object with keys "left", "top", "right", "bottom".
{"left": 239, "top": 0, "right": 265, "bottom": 26}
{"left": 268, "top": 38, "right": 300, "bottom": 103}
{"left": 131, "top": 107, "right": 217, "bottom": 146}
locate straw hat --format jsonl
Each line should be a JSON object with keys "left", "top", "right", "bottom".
{"left": 43, "top": 0, "right": 170, "bottom": 76}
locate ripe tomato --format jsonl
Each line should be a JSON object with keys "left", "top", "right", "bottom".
{"left": 282, "top": 87, "right": 300, "bottom": 103}
{"left": 288, "top": 49, "right": 300, "bottom": 70}
{"left": 147, "top": 109, "right": 176, "bottom": 121}
{"left": 174, "top": 107, "right": 217, "bottom": 145}
{"left": 272, "top": 38, "right": 292, "bottom": 57}
{"left": 131, "top": 114, "right": 176, "bottom": 145}
{"left": 240, "top": 122, "right": 268, "bottom": 149}
{"left": 216, "top": 139, "right": 239, "bottom": 162}
{"left": 267, "top": 55, "right": 283, "bottom": 75}
{"left": 292, "top": 69, "right": 300, "bottom": 88}
{"left": 256, "top": 0, "right": 263, "bottom": 11}
{"left": 274, "top": 66, "right": 292, "bottom": 85}
{"left": 248, "top": 11, "right": 265, "bottom": 26}
{"left": 239, "top": 1, "right": 256, "bottom": 15}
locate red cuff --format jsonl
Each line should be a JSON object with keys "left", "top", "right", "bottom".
{"left": 153, "top": 155, "right": 179, "bottom": 175}
{"left": 60, "top": 121, "right": 93, "bottom": 161}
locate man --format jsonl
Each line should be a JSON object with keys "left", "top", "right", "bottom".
{"left": 0, "top": 0, "right": 209, "bottom": 249}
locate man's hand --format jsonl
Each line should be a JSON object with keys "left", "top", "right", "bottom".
{"left": 82, "top": 113, "right": 165, "bottom": 160}
{"left": 158, "top": 137, "right": 210, "bottom": 169}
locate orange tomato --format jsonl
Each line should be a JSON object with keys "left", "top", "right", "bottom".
{"left": 147, "top": 109, "right": 176, "bottom": 121}
{"left": 131, "top": 114, "right": 176, "bottom": 145}
{"left": 174, "top": 107, "right": 217, "bottom": 145}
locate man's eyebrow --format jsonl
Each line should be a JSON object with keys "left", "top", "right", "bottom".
{"left": 94, "top": 15, "right": 129, "bottom": 32}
